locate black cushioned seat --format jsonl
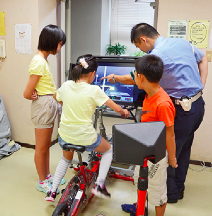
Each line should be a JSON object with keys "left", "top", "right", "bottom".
{"left": 63, "top": 144, "right": 86, "bottom": 153}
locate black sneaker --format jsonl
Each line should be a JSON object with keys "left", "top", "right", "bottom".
{"left": 45, "top": 191, "right": 57, "bottom": 202}
{"left": 91, "top": 183, "right": 111, "bottom": 199}
{"left": 178, "top": 189, "right": 184, "bottom": 200}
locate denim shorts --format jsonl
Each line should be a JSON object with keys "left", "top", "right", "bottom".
{"left": 58, "top": 133, "right": 102, "bottom": 152}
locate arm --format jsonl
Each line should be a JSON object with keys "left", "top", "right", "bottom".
{"left": 101, "top": 74, "right": 135, "bottom": 85}
{"left": 198, "top": 54, "right": 208, "bottom": 87}
{"left": 105, "top": 99, "right": 130, "bottom": 118}
{"left": 53, "top": 92, "right": 63, "bottom": 106}
{"left": 23, "top": 75, "right": 41, "bottom": 100}
{"left": 166, "top": 125, "right": 178, "bottom": 168}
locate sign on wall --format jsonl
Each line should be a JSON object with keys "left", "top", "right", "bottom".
{"left": 0, "top": 12, "right": 6, "bottom": 35}
{"left": 15, "top": 24, "right": 32, "bottom": 54}
{"left": 168, "top": 20, "right": 187, "bottom": 39}
{"left": 188, "top": 20, "right": 210, "bottom": 48}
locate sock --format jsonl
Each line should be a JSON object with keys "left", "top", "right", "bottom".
{"left": 96, "top": 146, "right": 113, "bottom": 187}
{"left": 51, "top": 157, "right": 71, "bottom": 192}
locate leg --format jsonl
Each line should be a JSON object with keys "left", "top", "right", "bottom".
{"left": 45, "top": 124, "right": 54, "bottom": 176}
{"left": 175, "top": 133, "right": 194, "bottom": 190}
{"left": 167, "top": 97, "right": 205, "bottom": 200}
{"left": 94, "top": 137, "right": 112, "bottom": 185}
{"left": 34, "top": 127, "right": 53, "bottom": 181}
{"left": 91, "top": 137, "right": 112, "bottom": 198}
{"left": 51, "top": 150, "right": 74, "bottom": 193}
{"left": 155, "top": 203, "right": 167, "bottom": 216}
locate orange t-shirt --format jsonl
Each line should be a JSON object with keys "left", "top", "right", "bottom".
{"left": 141, "top": 87, "right": 175, "bottom": 127}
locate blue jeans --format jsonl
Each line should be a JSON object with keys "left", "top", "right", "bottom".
{"left": 167, "top": 96, "right": 205, "bottom": 200}
{"left": 58, "top": 133, "right": 102, "bottom": 152}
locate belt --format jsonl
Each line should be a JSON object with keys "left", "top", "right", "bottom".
{"left": 171, "top": 91, "right": 202, "bottom": 105}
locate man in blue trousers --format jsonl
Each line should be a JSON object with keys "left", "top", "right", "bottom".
{"left": 104, "top": 23, "right": 208, "bottom": 207}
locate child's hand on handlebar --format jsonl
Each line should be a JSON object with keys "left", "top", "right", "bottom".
{"left": 121, "top": 109, "right": 130, "bottom": 118}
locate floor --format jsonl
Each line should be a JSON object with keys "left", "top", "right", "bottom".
{"left": 1, "top": 116, "right": 212, "bottom": 216}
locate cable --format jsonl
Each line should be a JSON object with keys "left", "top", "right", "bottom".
{"left": 189, "top": 161, "right": 205, "bottom": 172}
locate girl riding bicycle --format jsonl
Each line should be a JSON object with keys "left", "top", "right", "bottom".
{"left": 45, "top": 54, "right": 129, "bottom": 202}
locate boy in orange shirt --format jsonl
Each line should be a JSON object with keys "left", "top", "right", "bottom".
{"left": 123, "top": 54, "right": 178, "bottom": 216}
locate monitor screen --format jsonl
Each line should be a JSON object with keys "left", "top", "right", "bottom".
{"left": 68, "top": 56, "right": 139, "bottom": 106}
{"left": 94, "top": 57, "right": 138, "bottom": 106}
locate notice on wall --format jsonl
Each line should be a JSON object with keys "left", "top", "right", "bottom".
{"left": 188, "top": 20, "right": 209, "bottom": 48}
{"left": 0, "top": 12, "right": 6, "bottom": 35}
{"left": 209, "top": 29, "right": 212, "bottom": 49}
{"left": 168, "top": 20, "right": 187, "bottom": 39}
{"left": 15, "top": 24, "right": 32, "bottom": 54}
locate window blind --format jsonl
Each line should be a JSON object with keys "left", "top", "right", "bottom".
{"left": 110, "top": 0, "right": 155, "bottom": 55}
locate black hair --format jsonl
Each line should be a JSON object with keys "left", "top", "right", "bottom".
{"left": 71, "top": 54, "right": 98, "bottom": 82}
{"left": 135, "top": 54, "right": 163, "bottom": 83}
{"left": 38, "top": 24, "right": 66, "bottom": 54}
{"left": 131, "top": 23, "right": 159, "bottom": 43}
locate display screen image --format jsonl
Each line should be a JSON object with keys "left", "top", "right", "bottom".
{"left": 68, "top": 57, "right": 138, "bottom": 106}
{"left": 93, "top": 62, "right": 135, "bottom": 106}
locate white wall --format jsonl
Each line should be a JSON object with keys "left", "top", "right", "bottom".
{"left": 71, "top": 0, "right": 110, "bottom": 62}
{"left": 0, "top": 0, "right": 59, "bottom": 145}
{"left": 157, "top": 0, "right": 212, "bottom": 162}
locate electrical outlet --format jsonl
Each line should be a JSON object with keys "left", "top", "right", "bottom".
{"left": 206, "top": 50, "right": 212, "bottom": 62}
{"left": 0, "top": 39, "right": 6, "bottom": 58}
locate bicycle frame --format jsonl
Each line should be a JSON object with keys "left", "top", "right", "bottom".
{"left": 53, "top": 152, "right": 101, "bottom": 216}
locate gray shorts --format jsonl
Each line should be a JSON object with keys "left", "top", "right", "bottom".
{"left": 31, "top": 95, "right": 58, "bottom": 128}
{"left": 134, "top": 153, "right": 168, "bottom": 206}
{"left": 58, "top": 133, "right": 102, "bottom": 152}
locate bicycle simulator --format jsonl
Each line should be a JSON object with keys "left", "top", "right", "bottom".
{"left": 52, "top": 56, "right": 166, "bottom": 216}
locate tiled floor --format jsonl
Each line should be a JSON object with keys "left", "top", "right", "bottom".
{"left": 1, "top": 116, "right": 212, "bottom": 215}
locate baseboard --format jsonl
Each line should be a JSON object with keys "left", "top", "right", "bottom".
{"left": 14, "top": 142, "right": 212, "bottom": 167}
{"left": 16, "top": 138, "right": 58, "bottom": 150}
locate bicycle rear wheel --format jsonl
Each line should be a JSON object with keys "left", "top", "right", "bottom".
{"left": 52, "top": 203, "right": 69, "bottom": 216}
{"left": 67, "top": 189, "right": 84, "bottom": 216}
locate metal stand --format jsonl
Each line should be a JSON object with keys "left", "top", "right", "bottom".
{"left": 136, "top": 158, "right": 148, "bottom": 216}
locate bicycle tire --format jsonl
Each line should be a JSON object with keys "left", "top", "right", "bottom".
{"left": 52, "top": 203, "right": 69, "bottom": 216}
{"left": 58, "top": 176, "right": 79, "bottom": 205}
{"left": 67, "top": 193, "right": 83, "bottom": 216}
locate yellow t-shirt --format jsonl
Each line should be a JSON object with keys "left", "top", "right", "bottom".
{"left": 56, "top": 80, "right": 109, "bottom": 145}
{"left": 29, "top": 55, "right": 56, "bottom": 95}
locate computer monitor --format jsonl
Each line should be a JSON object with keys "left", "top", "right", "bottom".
{"left": 68, "top": 56, "right": 140, "bottom": 106}
{"left": 94, "top": 56, "right": 138, "bottom": 106}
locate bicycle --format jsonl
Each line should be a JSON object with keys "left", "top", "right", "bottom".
{"left": 52, "top": 106, "right": 138, "bottom": 216}
{"left": 52, "top": 145, "right": 101, "bottom": 216}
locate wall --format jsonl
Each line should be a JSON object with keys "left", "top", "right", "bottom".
{"left": 0, "top": 0, "right": 59, "bottom": 145}
{"left": 71, "top": 0, "right": 110, "bottom": 62}
{"left": 157, "top": 0, "right": 212, "bottom": 162}
{"left": 101, "top": 0, "right": 111, "bottom": 55}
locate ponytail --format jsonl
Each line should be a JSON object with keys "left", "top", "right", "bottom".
{"left": 71, "top": 54, "right": 98, "bottom": 82}
{"left": 71, "top": 65, "right": 82, "bottom": 82}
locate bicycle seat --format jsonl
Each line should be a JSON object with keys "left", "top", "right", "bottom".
{"left": 63, "top": 144, "right": 86, "bottom": 153}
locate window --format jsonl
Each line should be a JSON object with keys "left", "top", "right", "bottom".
{"left": 110, "top": 0, "right": 155, "bottom": 55}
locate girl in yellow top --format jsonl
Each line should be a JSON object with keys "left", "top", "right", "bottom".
{"left": 23, "top": 25, "right": 66, "bottom": 193}
{"left": 45, "top": 54, "right": 130, "bottom": 202}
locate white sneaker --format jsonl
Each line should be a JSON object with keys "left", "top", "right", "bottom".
{"left": 37, "top": 179, "right": 52, "bottom": 194}
{"left": 37, "top": 179, "right": 60, "bottom": 194}
{"left": 47, "top": 174, "right": 66, "bottom": 185}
